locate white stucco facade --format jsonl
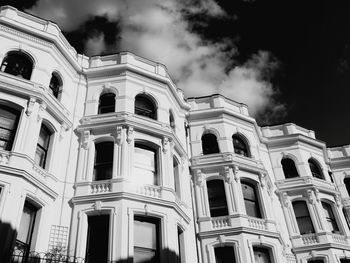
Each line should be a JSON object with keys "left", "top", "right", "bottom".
{"left": 1, "top": 5, "right": 350, "bottom": 263}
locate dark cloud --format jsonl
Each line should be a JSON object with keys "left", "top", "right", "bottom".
{"left": 2, "top": 0, "right": 38, "bottom": 10}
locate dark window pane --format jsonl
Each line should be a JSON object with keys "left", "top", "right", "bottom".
{"left": 49, "top": 73, "right": 61, "bottom": 98}
{"left": 169, "top": 112, "right": 175, "bottom": 130}
{"left": 340, "top": 259, "right": 350, "bottom": 263}
{"left": 0, "top": 105, "right": 19, "bottom": 151}
{"left": 232, "top": 135, "right": 249, "bottom": 157}
{"left": 308, "top": 159, "right": 323, "bottom": 179}
{"left": 207, "top": 180, "right": 228, "bottom": 217}
{"left": 86, "top": 215, "right": 109, "bottom": 263}
{"left": 241, "top": 182, "right": 261, "bottom": 218}
{"left": 135, "top": 94, "right": 156, "bottom": 120}
{"left": 308, "top": 260, "right": 324, "bottom": 263}
{"left": 202, "top": 133, "right": 219, "bottom": 154}
{"left": 281, "top": 158, "right": 299, "bottom": 178}
{"left": 98, "top": 93, "right": 115, "bottom": 114}
{"left": 35, "top": 125, "right": 51, "bottom": 168}
{"left": 253, "top": 247, "right": 271, "bottom": 263}
{"left": 322, "top": 202, "right": 339, "bottom": 233}
{"left": 94, "top": 142, "right": 113, "bottom": 180}
{"left": 134, "top": 216, "right": 160, "bottom": 263}
{"left": 344, "top": 178, "right": 350, "bottom": 196}
{"left": 292, "top": 201, "right": 315, "bottom": 234}
{"left": 214, "top": 246, "right": 236, "bottom": 263}
{"left": 1, "top": 52, "right": 33, "bottom": 80}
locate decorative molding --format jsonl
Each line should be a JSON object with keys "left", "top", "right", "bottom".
{"left": 112, "top": 125, "right": 122, "bottom": 145}
{"left": 162, "top": 137, "right": 169, "bottom": 153}
{"left": 81, "top": 130, "right": 90, "bottom": 150}
{"left": 306, "top": 189, "right": 315, "bottom": 204}
{"left": 222, "top": 166, "right": 232, "bottom": 184}
{"left": 59, "top": 123, "right": 68, "bottom": 140}
{"left": 93, "top": 201, "right": 102, "bottom": 211}
{"left": 218, "top": 235, "right": 226, "bottom": 246}
{"left": 26, "top": 97, "right": 36, "bottom": 116}
{"left": 280, "top": 192, "right": 291, "bottom": 208}
{"left": 37, "top": 102, "right": 46, "bottom": 122}
{"left": 233, "top": 165, "right": 240, "bottom": 182}
{"left": 194, "top": 169, "right": 204, "bottom": 187}
{"left": 126, "top": 126, "right": 134, "bottom": 144}
{"left": 259, "top": 172, "right": 266, "bottom": 188}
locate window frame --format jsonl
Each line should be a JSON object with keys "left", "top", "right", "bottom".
{"left": 133, "top": 142, "right": 159, "bottom": 185}
{"left": 201, "top": 133, "right": 220, "bottom": 155}
{"left": 0, "top": 104, "right": 20, "bottom": 151}
{"left": 241, "top": 180, "right": 262, "bottom": 218}
{"left": 206, "top": 179, "right": 229, "bottom": 217}
{"left": 308, "top": 158, "right": 323, "bottom": 179}
{"left": 0, "top": 51, "right": 34, "bottom": 80}
{"left": 281, "top": 158, "right": 299, "bottom": 179}
{"left": 253, "top": 246, "right": 273, "bottom": 263}
{"left": 321, "top": 201, "right": 340, "bottom": 233}
{"left": 133, "top": 215, "right": 161, "bottom": 263}
{"left": 232, "top": 134, "right": 250, "bottom": 157}
{"left": 292, "top": 200, "right": 315, "bottom": 234}
{"left": 49, "top": 72, "right": 63, "bottom": 99}
{"left": 134, "top": 94, "right": 157, "bottom": 120}
{"left": 98, "top": 93, "right": 116, "bottom": 114}
{"left": 214, "top": 245, "right": 237, "bottom": 263}
{"left": 93, "top": 141, "right": 114, "bottom": 181}
{"left": 34, "top": 124, "right": 52, "bottom": 169}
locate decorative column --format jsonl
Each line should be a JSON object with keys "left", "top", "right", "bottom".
{"left": 222, "top": 166, "right": 234, "bottom": 215}
{"left": 76, "top": 130, "right": 91, "bottom": 181}
{"left": 193, "top": 169, "right": 206, "bottom": 217}
{"left": 111, "top": 125, "right": 122, "bottom": 178}
{"left": 231, "top": 165, "right": 245, "bottom": 213}
{"left": 305, "top": 188, "right": 326, "bottom": 232}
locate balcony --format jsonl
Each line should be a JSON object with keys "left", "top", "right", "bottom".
{"left": 291, "top": 232, "right": 350, "bottom": 249}
{"left": 73, "top": 179, "right": 189, "bottom": 219}
{"left": 198, "top": 214, "right": 278, "bottom": 234}
{"left": 191, "top": 152, "right": 265, "bottom": 174}
{"left": 0, "top": 149, "right": 58, "bottom": 199}
{"left": 275, "top": 176, "right": 336, "bottom": 193}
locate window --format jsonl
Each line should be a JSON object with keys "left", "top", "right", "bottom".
{"left": 0, "top": 51, "right": 33, "bottom": 80}
{"left": 173, "top": 157, "right": 181, "bottom": 197}
{"left": 177, "top": 227, "right": 184, "bottom": 263}
{"left": 214, "top": 246, "right": 236, "bottom": 263}
{"left": 34, "top": 125, "right": 52, "bottom": 169}
{"left": 344, "top": 178, "right": 350, "bottom": 196}
{"left": 253, "top": 247, "right": 271, "bottom": 263}
{"left": 241, "top": 181, "right": 261, "bottom": 218}
{"left": 202, "top": 133, "right": 219, "bottom": 154}
{"left": 98, "top": 93, "right": 115, "bottom": 114}
{"left": 86, "top": 215, "right": 109, "bottom": 263}
{"left": 94, "top": 142, "right": 113, "bottom": 181}
{"left": 340, "top": 259, "right": 350, "bottom": 263}
{"left": 322, "top": 202, "right": 339, "bottom": 233}
{"left": 0, "top": 104, "right": 20, "bottom": 151}
{"left": 169, "top": 111, "right": 175, "bottom": 130}
{"left": 281, "top": 158, "right": 299, "bottom": 179}
{"left": 207, "top": 180, "right": 228, "bottom": 217}
{"left": 134, "top": 143, "right": 157, "bottom": 185}
{"left": 134, "top": 216, "right": 160, "bottom": 263}
{"left": 308, "top": 159, "right": 323, "bottom": 179}
{"left": 232, "top": 134, "right": 249, "bottom": 157}
{"left": 135, "top": 94, "right": 157, "bottom": 120}
{"left": 15, "top": 201, "right": 38, "bottom": 256}
{"left": 343, "top": 208, "right": 350, "bottom": 230}
{"left": 308, "top": 260, "right": 324, "bottom": 263}
{"left": 292, "top": 201, "right": 314, "bottom": 234}
{"left": 49, "top": 73, "right": 62, "bottom": 99}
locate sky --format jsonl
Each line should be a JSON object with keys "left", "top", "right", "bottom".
{"left": 3, "top": 0, "right": 350, "bottom": 147}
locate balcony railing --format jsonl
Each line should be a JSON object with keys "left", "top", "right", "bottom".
{"left": 301, "top": 233, "right": 319, "bottom": 245}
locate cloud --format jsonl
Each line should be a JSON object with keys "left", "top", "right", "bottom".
{"left": 27, "top": 0, "right": 285, "bottom": 121}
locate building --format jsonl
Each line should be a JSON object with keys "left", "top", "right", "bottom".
{"left": 0, "top": 5, "right": 350, "bottom": 263}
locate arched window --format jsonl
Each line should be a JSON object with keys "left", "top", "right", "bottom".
{"left": 49, "top": 73, "right": 62, "bottom": 99}
{"left": 308, "top": 159, "right": 323, "bottom": 179}
{"left": 0, "top": 104, "right": 20, "bottom": 151}
{"left": 253, "top": 247, "right": 272, "bottom": 263}
{"left": 169, "top": 111, "right": 175, "bottom": 130}
{"left": 206, "top": 180, "right": 228, "bottom": 217}
{"left": 281, "top": 158, "right": 299, "bottom": 178}
{"left": 94, "top": 141, "right": 113, "bottom": 181}
{"left": 135, "top": 94, "right": 157, "bottom": 120}
{"left": 241, "top": 181, "right": 261, "bottom": 218}
{"left": 134, "top": 142, "right": 158, "bottom": 185}
{"left": 34, "top": 124, "right": 52, "bottom": 169}
{"left": 232, "top": 134, "right": 249, "bottom": 157}
{"left": 1, "top": 51, "right": 33, "bottom": 80}
{"left": 292, "top": 201, "right": 314, "bottom": 234}
{"left": 322, "top": 202, "right": 339, "bottom": 233}
{"left": 98, "top": 93, "right": 115, "bottom": 114}
{"left": 201, "top": 133, "right": 219, "bottom": 154}
{"left": 215, "top": 246, "right": 237, "bottom": 263}
{"left": 344, "top": 178, "right": 350, "bottom": 196}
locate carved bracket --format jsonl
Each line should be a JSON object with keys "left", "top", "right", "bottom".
{"left": 280, "top": 192, "right": 291, "bottom": 208}
{"left": 162, "top": 137, "right": 169, "bottom": 153}
{"left": 37, "top": 102, "right": 47, "bottom": 122}
{"left": 81, "top": 130, "right": 90, "bottom": 150}
{"left": 112, "top": 125, "right": 122, "bottom": 145}
{"left": 222, "top": 166, "right": 233, "bottom": 184}
{"left": 194, "top": 169, "right": 204, "bottom": 187}
{"left": 233, "top": 165, "right": 240, "bottom": 182}
{"left": 126, "top": 126, "right": 134, "bottom": 144}
{"left": 26, "top": 97, "right": 36, "bottom": 116}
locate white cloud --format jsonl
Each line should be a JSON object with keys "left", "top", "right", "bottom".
{"left": 27, "top": 0, "right": 285, "bottom": 120}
